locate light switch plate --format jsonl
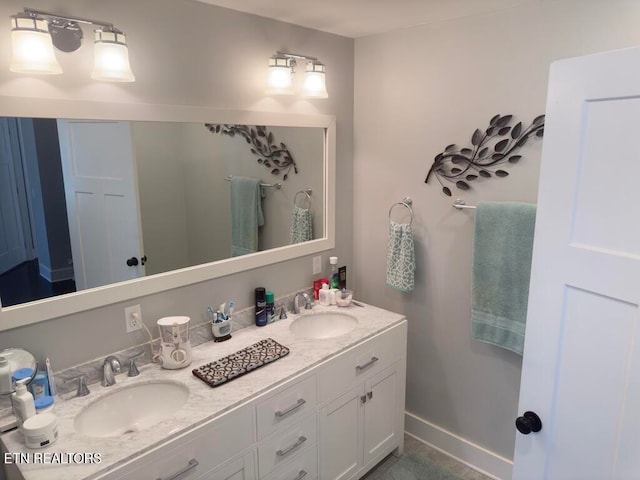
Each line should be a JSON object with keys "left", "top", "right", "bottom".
{"left": 313, "top": 255, "right": 322, "bottom": 275}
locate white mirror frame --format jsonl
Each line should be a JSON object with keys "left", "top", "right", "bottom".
{"left": 0, "top": 97, "right": 336, "bottom": 331}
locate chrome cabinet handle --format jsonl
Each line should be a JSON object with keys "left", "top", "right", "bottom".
{"left": 293, "top": 470, "right": 308, "bottom": 480}
{"left": 276, "top": 435, "right": 307, "bottom": 457}
{"left": 275, "top": 398, "right": 306, "bottom": 419}
{"left": 155, "top": 458, "right": 199, "bottom": 480}
{"left": 356, "top": 356, "right": 379, "bottom": 372}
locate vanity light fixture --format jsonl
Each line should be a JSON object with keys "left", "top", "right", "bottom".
{"left": 266, "top": 51, "right": 328, "bottom": 99}
{"left": 9, "top": 8, "right": 135, "bottom": 82}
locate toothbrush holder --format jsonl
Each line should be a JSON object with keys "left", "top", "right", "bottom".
{"left": 212, "top": 318, "right": 232, "bottom": 342}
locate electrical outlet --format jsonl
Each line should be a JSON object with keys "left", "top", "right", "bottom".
{"left": 125, "top": 304, "right": 143, "bottom": 333}
{"left": 313, "top": 255, "right": 322, "bottom": 275}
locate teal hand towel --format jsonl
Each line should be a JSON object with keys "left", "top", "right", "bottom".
{"left": 471, "top": 201, "right": 536, "bottom": 355}
{"left": 230, "top": 177, "right": 264, "bottom": 257}
{"left": 386, "top": 221, "right": 415, "bottom": 292}
{"left": 290, "top": 206, "right": 313, "bottom": 244}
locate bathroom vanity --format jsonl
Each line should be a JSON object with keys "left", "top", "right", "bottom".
{"left": 1, "top": 304, "right": 407, "bottom": 480}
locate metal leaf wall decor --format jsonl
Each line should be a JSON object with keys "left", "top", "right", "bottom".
{"left": 424, "top": 114, "right": 545, "bottom": 197}
{"left": 204, "top": 124, "right": 298, "bottom": 180}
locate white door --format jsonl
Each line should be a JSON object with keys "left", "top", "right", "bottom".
{"left": 57, "top": 120, "right": 145, "bottom": 291}
{"left": 0, "top": 118, "right": 27, "bottom": 275}
{"left": 514, "top": 46, "right": 640, "bottom": 479}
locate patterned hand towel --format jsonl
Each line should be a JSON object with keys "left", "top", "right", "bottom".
{"left": 386, "top": 221, "right": 415, "bottom": 292}
{"left": 289, "top": 206, "right": 313, "bottom": 244}
{"left": 230, "top": 176, "right": 264, "bottom": 257}
{"left": 471, "top": 201, "right": 536, "bottom": 355}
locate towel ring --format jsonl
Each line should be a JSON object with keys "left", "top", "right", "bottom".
{"left": 388, "top": 197, "right": 414, "bottom": 226}
{"left": 294, "top": 189, "right": 312, "bottom": 209}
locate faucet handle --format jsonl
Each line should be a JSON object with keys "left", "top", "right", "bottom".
{"left": 127, "top": 351, "right": 145, "bottom": 377}
{"left": 279, "top": 306, "right": 288, "bottom": 320}
{"left": 64, "top": 375, "right": 90, "bottom": 397}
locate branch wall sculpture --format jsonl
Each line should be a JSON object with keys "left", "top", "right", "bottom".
{"left": 425, "top": 114, "right": 545, "bottom": 197}
{"left": 205, "top": 124, "right": 298, "bottom": 180}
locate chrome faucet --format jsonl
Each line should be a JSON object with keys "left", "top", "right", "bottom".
{"left": 101, "top": 355, "right": 122, "bottom": 387}
{"left": 292, "top": 291, "right": 313, "bottom": 314}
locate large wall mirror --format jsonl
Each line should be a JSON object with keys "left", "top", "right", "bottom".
{"left": 0, "top": 97, "right": 336, "bottom": 331}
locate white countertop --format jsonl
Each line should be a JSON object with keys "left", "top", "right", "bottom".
{"left": 1, "top": 303, "right": 405, "bottom": 480}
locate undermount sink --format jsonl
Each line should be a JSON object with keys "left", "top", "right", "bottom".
{"left": 289, "top": 311, "right": 358, "bottom": 339}
{"left": 74, "top": 380, "right": 189, "bottom": 438}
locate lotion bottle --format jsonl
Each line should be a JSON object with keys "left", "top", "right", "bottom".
{"left": 12, "top": 378, "right": 36, "bottom": 430}
{"left": 319, "top": 284, "right": 331, "bottom": 306}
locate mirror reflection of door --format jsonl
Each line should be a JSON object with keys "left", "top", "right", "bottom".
{"left": 0, "top": 118, "right": 77, "bottom": 306}
{"left": 56, "top": 120, "right": 145, "bottom": 291}
{"left": 0, "top": 119, "right": 28, "bottom": 275}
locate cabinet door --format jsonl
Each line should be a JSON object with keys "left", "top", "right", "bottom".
{"left": 363, "top": 365, "right": 399, "bottom": 465}
{"left": 319, "top": 385, "right": 364, "bottom": 480}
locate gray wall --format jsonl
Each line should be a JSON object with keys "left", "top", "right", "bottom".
{"left": 0, "top": 0, "right": 354, "bottom": 370}
{"left": 353, "top": 0, "right": 640, "bottom": 461}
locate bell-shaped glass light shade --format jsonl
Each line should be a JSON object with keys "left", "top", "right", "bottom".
{"left": 91, "top": 28, "right": 135, "bottom": 82}
{"left": 266, "top": 56, "right": 293, "bottom": 95}
{"left": 303, "top": 61, "right": 328, "bottom": 99}
{"left": 9, "top": 15, "right": 62, "bottom": 75}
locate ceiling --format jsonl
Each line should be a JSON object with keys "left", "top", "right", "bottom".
{"left": 195, "top": 0, "right": 541, "bottom": 38}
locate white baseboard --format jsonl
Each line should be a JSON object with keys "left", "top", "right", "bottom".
{"left": 404, "top": 411, "right": 513, "bottom": 480}
{"left": 39, "top": 264, "right": 74, "bottom": 283}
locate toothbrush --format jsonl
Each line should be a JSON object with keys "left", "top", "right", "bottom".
{"left": 226, "top": 300, "right": 235, "bottom": 318}
{"left": 207, "top": 306, "right": 216, "bottom": 322}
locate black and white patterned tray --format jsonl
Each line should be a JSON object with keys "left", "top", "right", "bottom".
{"left": 192, "top": 338, "right": 290, "bottom": 387}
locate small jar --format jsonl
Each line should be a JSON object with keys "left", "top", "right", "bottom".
{"left": 34, "top": 395, "right": 55, "bottom": 415}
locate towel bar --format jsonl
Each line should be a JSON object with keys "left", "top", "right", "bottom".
{"left": 225, "top": 175, "right": 282, "bottom": 189}
{"left": 453, "top": 199, "right": 477, "bottom": 210}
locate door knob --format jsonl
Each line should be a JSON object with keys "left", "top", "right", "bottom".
{"left": 126, "top": 257, "right": 139, "bottom": 267}
{"left": 515, "top": 411, "right": 542, "bottom": 434}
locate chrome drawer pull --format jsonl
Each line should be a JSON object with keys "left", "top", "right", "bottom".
{"left": 276, "top": 435, "right": 307, "bottom": 457}
{"left": 275, "top": 398, "right": 306, "bottom": 419}
{"left": 356, "top": 356, "right": 379, "bottom": 372}
{"left": 293, "top": 470, "right": 308, "bottom": 480}
{"left": 155, "top": 458, "right": 199, "bottom": 480}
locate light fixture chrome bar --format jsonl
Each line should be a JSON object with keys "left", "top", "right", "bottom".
{"left": 276, "top": 51, "right": 319, "bottom": 62}
{"left": 23, "top": 7, "right": 113, "bottom": 28}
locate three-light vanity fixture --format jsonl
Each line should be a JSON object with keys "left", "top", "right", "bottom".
{"left": 267, "top": 52, "right": 328, "bottom": 99}
{"left": 9, "top": 8, "right": 135, "bottom": 82}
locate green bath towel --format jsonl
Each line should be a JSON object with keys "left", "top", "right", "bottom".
{"left": 471, "top": 201, "right": 536, "bottom": 355}
{"left": 230, "top": 176, "right": 264, "bottom": 257}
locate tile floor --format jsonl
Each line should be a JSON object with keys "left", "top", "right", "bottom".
{"left": 362, "top": 433, "right": 496, "bottom": 480}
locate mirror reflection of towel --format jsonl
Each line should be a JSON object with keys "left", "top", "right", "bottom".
{"left": 290, "top": 206, "right": 313, "bottom": 244}
{"left": 230, "top": 177, "right": 264, "bottom": 257}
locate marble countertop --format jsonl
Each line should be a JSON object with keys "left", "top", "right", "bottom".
{"left": 1, "top": 302, "right": 405, "bottom": 480}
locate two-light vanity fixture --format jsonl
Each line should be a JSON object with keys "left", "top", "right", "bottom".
{"left": 267, "top": 52, "right": 328, "bottom": 99}
{"left": 9, "top": 8, "right": 135, "bottom": 82}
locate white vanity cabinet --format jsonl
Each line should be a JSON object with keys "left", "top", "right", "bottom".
{"left": 318, "top": 322, "right": 407, "bottom": 480}
{"left": 2, "top": 316, "right": 407, "bottom": 480}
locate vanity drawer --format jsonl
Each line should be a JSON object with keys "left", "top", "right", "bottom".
{"left": 256, "top": 374, "right": 316, "bottom": 440}
{"left": 318, "top": 322, "right": 406, "bottom": 404}
{"left": 262, "top": 446, "right": 318, "bottom": 480}
{"left": 102, "top": 404, "right": 254, "bottom": 480}
{"left": 257, "top": 413, "right": 317, "bottom": 478}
